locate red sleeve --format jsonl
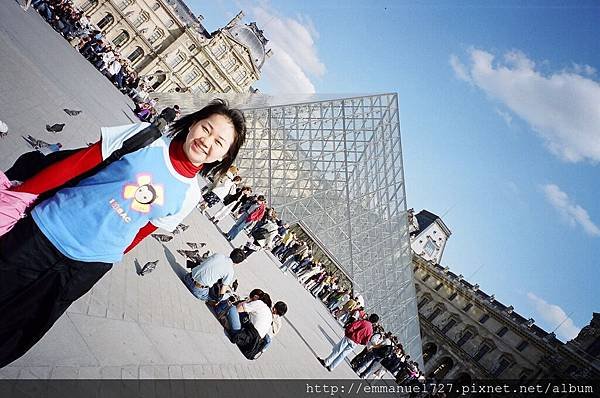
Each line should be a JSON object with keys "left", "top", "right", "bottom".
{"left": 124, "top": 222, "right": 157, "bottom": 253}
{"left": 12, "top": 142, "right": 103, "bottom": 195}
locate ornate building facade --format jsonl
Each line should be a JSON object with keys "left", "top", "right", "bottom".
{"left": 73, "top": 0, "right": 270, "bottom": 93}
{"left": 410, "top": 210, "right": 599, "bottom": 381}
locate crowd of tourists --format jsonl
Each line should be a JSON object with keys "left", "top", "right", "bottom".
{"left": 24, "top": 0, "right": 161, "bottom": 114}
{"left": 198, "top": 166, "right": 427, "bottom": 384}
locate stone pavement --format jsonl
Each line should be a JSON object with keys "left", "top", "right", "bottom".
{"left": 0, "top": 2, "right": 367, "bottom": 380}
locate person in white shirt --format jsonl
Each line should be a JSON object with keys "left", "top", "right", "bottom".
{"left": 217, "top": 288, "right": 273, "bottom": 339}
{"left": 253, "top": 301, "right": 288, "bottom": 359}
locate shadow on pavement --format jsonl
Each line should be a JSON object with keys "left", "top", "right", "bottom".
{"left": 163, "top": 244, "right": 187, "bottom": 282}
{"left": 133, "top": 258, "right": 142, "bottom": 275}
{"left": 318, "top": 325, "right": 337, "bottom": 346}
{"left": 283, "top": 317, "right": 319, "bottom": 358}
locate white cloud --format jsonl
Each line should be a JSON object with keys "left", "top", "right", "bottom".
{"left": 450, "top": 49, "right": 600, "bottom": 163}
{"left": 526, "top": 292, "right": 580, "bottom": 341}
{"left": 542, "top": 184, "right": 600, "bottom": 237}
{"left": 495, "top": 107, "right": 513, "bottom": 126}
{"left": 249, "top": 4, "right": 325, "bottom": 94}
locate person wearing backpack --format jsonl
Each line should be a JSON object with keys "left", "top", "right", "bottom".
{"left": 242, "top": 213, "right": 279, "bottom": 258}
{"left": 0, "top": 99, "right": 247, "bottom": 368}
{"left": 318, "top": 313, "right": 379, "bottom": 371}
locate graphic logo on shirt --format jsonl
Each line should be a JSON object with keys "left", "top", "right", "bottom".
{"left": 122, "top": 174, "right": 164, "bottom": 213}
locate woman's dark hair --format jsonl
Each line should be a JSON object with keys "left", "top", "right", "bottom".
{"left": 168, "top": 98, "right": 246, "bottom": 178}
{"left": 259, "top": 293, "right": 272, "bottom": 309}
{"left": 248, "top": 288, "right": 264, "bottom": 298}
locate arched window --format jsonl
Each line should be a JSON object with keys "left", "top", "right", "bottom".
{"left": 169, "top": 52, "right": 186, "bottom": 69}
{"left": 211, "top": 43, "right": 227, "bottom": 58}
{"left": 151, "top": 71, "right": 166, "bottom": 90}
{"left": 133, "top": 11, "right": 149, "bottom": 28}
{"left": 97, "top": 13, "right": 114, "bottom": 30}
{"left": 196, "top": 79, "right": 212, "bottom": 93}
{"left": 234, "top": 69, "right": 247, "bottom": 84}
{"left": 188, "top": 43, "right": 196, "bottom": 52}
{"left": 112, "top": 30, "right": 130, "bottom": 48}
{"left": 152, "top": 2, "right": 160, "bottom": 11}
{"left": 148, "top": 28, "right": 164, "bottom": 44}
{"left": 166, "top": 19, "right": 174, "bottom": 28}
{"left": 127, "top": 47, "right": 144, "bottom": 64}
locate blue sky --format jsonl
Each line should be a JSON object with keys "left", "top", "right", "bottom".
{"left": 188, "top": 0, "right": 599, "bottom": 341}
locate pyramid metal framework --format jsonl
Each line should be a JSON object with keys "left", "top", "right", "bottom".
{"left": 154, "top": 93, "right": 423, "bottom": 362}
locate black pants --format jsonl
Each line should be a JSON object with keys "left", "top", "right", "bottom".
{"left": 0, "top": 216, "right": 112, "bottom": 368}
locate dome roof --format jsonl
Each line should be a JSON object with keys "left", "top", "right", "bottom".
{"left": 228, "top": 23, "right": 267, "bottom": 69}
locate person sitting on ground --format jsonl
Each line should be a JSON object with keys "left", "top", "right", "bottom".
{"left": 216, "top": 288, "right": 273, "bottom": 359}
{"left": 184, "top": 248, "right": 246, "bottom": 301}
{"left": 253, "top": 301, "right": 288, "bottom": 359}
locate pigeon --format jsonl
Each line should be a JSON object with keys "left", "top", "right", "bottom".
{"left": 22, "top": 135, "right": 50, "bottom": 150}
{"left": 151, "top": 233, "right": 173, "bottom": 242}
{"left": 177, "top": 249, "right": 202, "bottom": 263}
{"left": 63, "top": 108, "right": 82, "bottom": 116}
{"left": 172, "top": 223, "right": 189, "bottom": 235}
{"left": 138, "top": 260, "right": 159, "bottom": 276}
{"left": 46, "top": 123, "right": 65, "bottom": 133}
{"left": 201, "top": 250, "right": 211, "bottom": 259}
{"left": 185, "top": 242, "right": 207, "bottom": 250}
{"left": 0, "top": 120, "right": 7, "bottom": 137}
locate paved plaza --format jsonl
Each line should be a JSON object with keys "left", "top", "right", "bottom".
{"left": 0, "top": 2, "right": 360, "bottom": 380}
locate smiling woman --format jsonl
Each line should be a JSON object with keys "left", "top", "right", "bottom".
{"left": 0, "top": 99, "right": 246, "bottom": 368}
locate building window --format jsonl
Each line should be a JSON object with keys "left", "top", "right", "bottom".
{"left": 463, "top": 303, "right": 472, "bottom": 312}
{"left": 127, "top": 47, "right": 144, "bottom": 63}
{"left": 118, "top": 0, "right": 133, "bottom": 11}
{"left": 148, "top": 29, "right": 164, "bottom": 44}
{"left": 97, "top": 13, "right": 114, "bottom": 30}
{"left": 448, "top": 292, "right": 457, "bottom": 301}
{"left": 211, "top": 43, "right": 227, "bottom": 58}
{"left": 234, "top": 69, "right": 247, "bottom": 84}
{"left": 197, "top": 80, "right": 212, "bottom": 93}
{"left": 493, "top": 358, "right": 511, "bottom": 376}
{"left": 424, "top": 237, "right": 437, "bottom": 257}
{"left": 188, "top": 43, "right": 196, "bottom": 52}
{"left": 152, "top": 2, "right": 160, "bottom": 11}
{"left": 435, "top": 282, "right": 443, "bottom": 291}
{"left": 473, "top": 344, "right": 491, "bottom": 361}
{"left": 166, "top": 19, "right": 174, "bottom": 28}
{"left": 112, "top": 30, "right": 130, "bottom": 48}
{"left": 133, "top": 11, "right": 149, "bottom": 28}
{"left": 422, "top": 274, "right": 430, "bottom": 282}
{"left": 440, "top": 319, "right": 456, "bottom": 335}
{"left": 516, "top": 340, "right": 529, "bottom": 352}
{"left": 496, "top": 326, "right": 508, "bottom": 337}
{"left": 170, "top": 52, "right": 186, "bottom": 69}
{"left": 81, "top": 0, "right": 98, "bottom": 13}
{"left": 479, "top": 314, "right": 489, "bottom": 324}
{"left": 417, "top": 297, "right": 430, "bottom": 309}
{"left": 184, "top": 69, "right": 200, "bottom": 84}
{"left": 427, "top": 308, "right": 442, "bottom": 322}
{"left": 457, "top": 331, "right": 472, "bottom": 347}
{"left": 221, "top": 56, "right": 236, "bottom": 72}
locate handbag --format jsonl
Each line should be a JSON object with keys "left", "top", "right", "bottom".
{"left": 0, "top": 124, "right": 161, "bottom": 238}
{"left": 0, "top": 172, "right": 38, "bottom": 236}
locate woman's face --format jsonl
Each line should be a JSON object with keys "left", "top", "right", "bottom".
{"left": 183, "top": 113, "right": 236, "bottom": 166}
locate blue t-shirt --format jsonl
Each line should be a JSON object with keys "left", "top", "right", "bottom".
{"left": 32, "top": 123, "right": 201, "bottom": 263}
